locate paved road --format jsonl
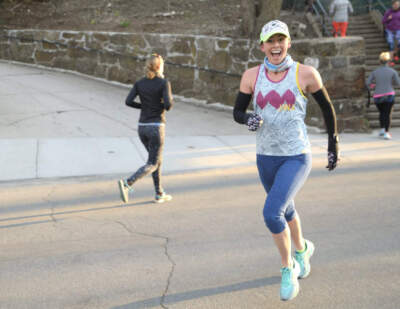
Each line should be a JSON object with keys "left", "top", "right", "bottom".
{"left": 0, "top": 61, "right": 400, "bottom": 308}
{"left": 1, "top": 162, "right": 399, "bottom": 309}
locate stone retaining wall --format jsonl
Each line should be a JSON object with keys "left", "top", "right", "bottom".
{"left": 0, "top": 29, "right": 367, "bottom": 132}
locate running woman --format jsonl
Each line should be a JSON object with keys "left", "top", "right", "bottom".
{"left": 367, "top": 51, "right": 400, "bottom": 140}
{"left": 118, "top": 54, "right": 174, "bottom": 204}
{"left": 233, "top": 20, "right": 339, "bottom": 301}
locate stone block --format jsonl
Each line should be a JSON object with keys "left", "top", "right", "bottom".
{"left": 53, "top": 56, "right": 76, "bottom": 71}
{"left": 43, "top": 31, "right": 61, "bottom": 42}
{"left": 209, "top": 50, "right": 233, "bottom": 72}
{"left": 111, "top": 68, "right": 135, "bottom": 84}
{"left": 322, "top": 67, "right": 365, "bottom": 99}
{"left": 0, "top": 30, "right": 9, "bottom": 43}
{"left": 349, "top": 56, "right": 366, "bottom": 66}
{"left": 197, "top": 70, "right": 239, "bottom": 105}
{"left": 247, "top": 61, "right": 261, "bottom": 69}
{"left": 197, "top": 49, "right": 212, "bottom": 68}
{"left": 291, "top": 40, "right": 314, "bottom": 59}
{"left": 217, "top": 39, "right": 231, "bottom": 50}
{"left": 10, "top": 42, "right": 35, "bottom": 63}
{"left": 109, "top": 33, "right": 129, "bottom": 46}
{"left": 98, "top": 51, "right": 120, "bottom": 65}
{"left": 230, "top": 41, "right": 250, "bottom": 62}
{"left": 35, "top": 50, "right": 56, "bottom": 64}
{"left": 312, "top": 39, "right": 338, "bottom": 57}
{"left": 32, "top": 30, "right": 46, "bottom": 42}
{"left": 0, "top": 43, "right": 11, "bottom": 59}
{"left": 143, "top": 34, "right": 170, "bottom": 51}
{"left": 249, "top": 43, "right": 264, "bottom": 62}
{"left": 75, "top": 58, "right": 97, "bottom": 76}
{"left": 127, "top": 34, "right": 147, "bottom": 49}
{"left": 62, "top": 32, "right": 84, "bottom": 41}
{"left": 338, "top": 37, "right": 365, "bottom": 56}
{"left": 16, "top": 31, "right": 34, "bottom": 44}
{"left": 171, "top": 37, "right": 194, "bottom": 54}
{"left": 231, "top": 62, "right": 246, "bottom": 75}
{"left": 119, "top": 55, "right": 144, "bottom": 72}
{"left": 94, "top": 64, "right": 108, "bottom": 79}
{"left": 42, "top": 41, "right": 58, "bottom": 50}
{"left": 196, "top": 37, "right": 215, "bottom": 51}
{"left": 330, "top": 56, "right": 347, "bottom": 68}
{"left": 166, "top": 65, "right": 194, "bottom": 94}
{"left": 93, "top": 33, "right": 109, "bottom": 42}
{"left": 167, "top": 55, "right": 194, "bottom": 66}
{"left": 66, "top": 46, "right": 93, "bottom": 59}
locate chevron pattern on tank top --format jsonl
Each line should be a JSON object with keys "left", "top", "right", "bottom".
{"left": 256, "top": 89, "right": 296, "bottom": 111}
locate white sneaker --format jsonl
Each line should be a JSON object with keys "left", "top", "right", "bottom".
{"left": 118, "top": 179, "right": 132, "bottom": 203}
{"left": 384, "top": 132, "right": 392, "bottom": 140}
{"left": 379, "top": 129, "right": 385, "bottom": 136}
{"left": 155, "top": 192, "right": 172, "bottom": 203}
{"left": 280, "top": 258, "right": 301, "bottom": 301}
{"left": 295, "top": 239, "right": 315, "bottom": 279}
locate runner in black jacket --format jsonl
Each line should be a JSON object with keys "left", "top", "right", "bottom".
{"left": 118, "top": 54, "right": 174, "bottom": 204}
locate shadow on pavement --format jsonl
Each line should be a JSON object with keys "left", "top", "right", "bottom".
{"left": 112, "top": 276, "right": 280, "bottom": 309}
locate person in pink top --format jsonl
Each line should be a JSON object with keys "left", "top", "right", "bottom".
{"left": 367, "top": 52, "right": 400, "bottom": 139}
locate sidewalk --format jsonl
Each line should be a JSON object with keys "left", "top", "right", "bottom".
{"left": 1, "top": 61, "right": 399, "bottom": 182}
{"left": 1, "top": 131, "right": 399, "bottom": 182}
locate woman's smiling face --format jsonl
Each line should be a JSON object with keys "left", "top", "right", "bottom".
{"left": 260, "top": 34, "right": 291, "bottom": 65}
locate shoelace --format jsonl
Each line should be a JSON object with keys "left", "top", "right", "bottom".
{"left": 281, "top": 267, "right": 292, "bottom": 286}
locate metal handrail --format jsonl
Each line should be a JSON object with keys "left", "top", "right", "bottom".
{"left": 312, "top": 0, "right": 330, "bottom": 36}
{"left": 366, "top": 0, "right": 388, "bottom": 14}
{"left": 315, "top": 0, "right": 328, "bottom": 16}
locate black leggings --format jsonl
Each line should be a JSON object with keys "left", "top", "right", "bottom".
{"left": 375, "top": 101, "right": 395, "bottom": 131}
{"left": 128, "top": 124, "right": 165, "bottom": 194}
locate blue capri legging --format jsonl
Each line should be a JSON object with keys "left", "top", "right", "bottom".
{"left": 385, "top": 29, "right": 400, "bottom": 51}
{"left": 256, "top": 153, "right": 312, "bottom": 234}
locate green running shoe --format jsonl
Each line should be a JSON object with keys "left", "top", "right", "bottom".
{"left": 280, "top": 258, "right": 300, "bottom": 301}
{"left": 118, "top": 179, "right": 132, "bottom": 203}
{"left": 295, "top": 239, "right": 315, "bottom": 279}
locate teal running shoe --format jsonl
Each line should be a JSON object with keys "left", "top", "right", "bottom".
{"left": 280, "top": 258, "right": 300, "bottom": 301}
{"left": 154, "top": 192, "right": 172, "bottom": 204}
{"left": 118, "top": 179, "right": 132, "bottom": 203}
{"left": 295, "top": 239, "right": 315, "bottom": 279}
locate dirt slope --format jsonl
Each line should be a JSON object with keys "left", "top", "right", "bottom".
{"left": 0, "top": 0, "right": 243, "bottom": 37}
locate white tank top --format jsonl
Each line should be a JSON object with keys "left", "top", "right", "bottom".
{"left": 253, "top": 62, "right": 311, "bottom": 156}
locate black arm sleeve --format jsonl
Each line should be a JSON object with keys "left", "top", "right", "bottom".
{"left": 233, "top": 92, "right": 252, "bottom": 124}
{"left": 312, "top": 87, "right": 338, "bottom": 138}
{"left": 312, "top": 87, "right": 339, "bottom": 152}
{"left": 162, "top": 80, "right": 173, "bottom": 111}
{"left": 125, "top": 83, "right": 141, "bottom": 109}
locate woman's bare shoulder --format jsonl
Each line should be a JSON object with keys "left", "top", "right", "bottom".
{"left": 297, "top": 63, "right": 323, "bottom": 93}
{"left": 240, "top": 65, "right": 261, "bottom": 93}
{"left": 243, "top": 65, "right": 261, "bottom": 78}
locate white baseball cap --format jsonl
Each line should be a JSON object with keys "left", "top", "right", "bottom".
{"left": 259, "top": 20, "right": 290, "bottom": 43}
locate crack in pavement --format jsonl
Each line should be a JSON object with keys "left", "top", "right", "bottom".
{"left": 5, "top": 110, "right": 86, "bottom": 127}
{"left": 115, "top": 220, "right": 175, "bottom": 309}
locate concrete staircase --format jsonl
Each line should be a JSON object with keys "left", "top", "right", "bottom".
{"left": 347, "top": 14, "right": 400, "bottom": 128}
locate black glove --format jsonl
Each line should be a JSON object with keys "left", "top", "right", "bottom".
{"left": 247, "top": 113, "right": 263, "bottom": 131}
{"left": 327, "top": 135, "right": 339, "bottom": 171}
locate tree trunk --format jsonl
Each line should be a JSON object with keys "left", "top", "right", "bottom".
{"left": 240, "top": 0, "right": 283, "bottom": 38}
{"left": 255, "top": 0, "right": 283, "bottom": 36}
